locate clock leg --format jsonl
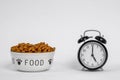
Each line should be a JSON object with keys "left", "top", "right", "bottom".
{"left": 81, "top": 67, "right": 87, "bottom": 71}
{"left": 98, "top": 68, "right": 104, "bottom": 71}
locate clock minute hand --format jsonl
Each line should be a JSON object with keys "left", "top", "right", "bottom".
{"left": 91, "top": 44, "right": 97, "bottom": 62}
{"left": 91, "top": 44, "right": 94, "bottom": 56}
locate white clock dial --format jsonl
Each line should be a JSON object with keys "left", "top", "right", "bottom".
{"left": 79, "top": 41, "right": 107, "bottom": 69}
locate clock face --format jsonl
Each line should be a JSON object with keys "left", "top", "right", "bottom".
{"left": 78, "top": 40, "right": 108, "bottom": 70}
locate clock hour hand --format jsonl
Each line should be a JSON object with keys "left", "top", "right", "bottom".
{"left": 91, "top": 44, "right": 97, "bottom": 62}
{"left": 92, "top": 55, "right": 97, "bottom": 62}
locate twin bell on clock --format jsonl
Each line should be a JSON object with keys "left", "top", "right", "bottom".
{"left": 77, "top": 30, "right": 108, "bottom": 71}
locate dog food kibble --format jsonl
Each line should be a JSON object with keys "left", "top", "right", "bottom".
{"left": 11, "top": 42, "right": 55, "bottom": 53}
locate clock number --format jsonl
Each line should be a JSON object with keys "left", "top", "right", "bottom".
{"left": 81, "top": 53, "right": 84, "bottom": 57}
{"left": 83, "top": 49, "right": 86, "bottom": 52}
{"left": 86, "top": 46, "right": 89, "bottom": 49}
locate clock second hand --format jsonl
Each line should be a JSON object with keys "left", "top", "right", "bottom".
{"left": 91, "top": 44, "right": 97, "bottom": 62}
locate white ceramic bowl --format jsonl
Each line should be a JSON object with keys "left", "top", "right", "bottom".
{"left": 11, "top": 52, "right": 55, "bottom": 72}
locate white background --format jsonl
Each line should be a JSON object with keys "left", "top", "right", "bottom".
{"left": 0, "top": 0, "right": 120, "bottom": 80}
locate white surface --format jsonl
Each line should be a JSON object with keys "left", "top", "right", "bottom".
{"left": 0, "top": 0, "right": 120, "bottom": 80}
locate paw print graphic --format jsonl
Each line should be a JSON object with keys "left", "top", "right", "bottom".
{"left": 16, "top": 59, "right": 22, "bottom": 65}
{"left": 48, "top": 59, "right": 52, "bottom": 65}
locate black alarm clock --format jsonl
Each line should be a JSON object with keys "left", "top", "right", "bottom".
{"left": 77, "top": 30, "right": 108, "bottom": 71}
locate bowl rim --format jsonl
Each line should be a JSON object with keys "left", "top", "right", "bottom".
{"left": 11, "top": 51, "right": 55, "bottom": 54}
